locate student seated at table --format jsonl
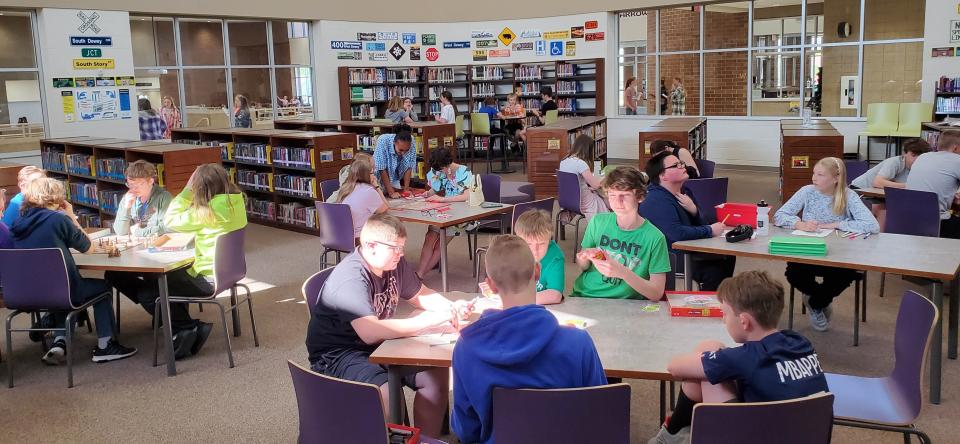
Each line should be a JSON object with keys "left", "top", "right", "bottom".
{"left": 906, "top": 130, "right": 960, "bottom": 239}
{"left": 306, "top": 214, "right": 465, "bottom": 439}
{"left": 852, "top": 138, "right": 930, "bottom": 229}
{"left": 452, "top": 234, "right": 607, "bottom": 444}
{"left": 11, "top": 178, "right": 137, "bottom": 364}
{"left": 774, "top": 157, "right": 878, "bottom": 332}
{"left": 639, "top": 150, "right": 734, "bottom": 291}
{"left": 652, "top": 270, "right": 828, "bottom": 443}
{"left": 477, "top": 96, "right": 501, "bottom": 132}
{"left": 650, "top": 140, "right": 700, "bottom": 179}
{"left": 108, "top": 164, "right": 247, "bottom": 359}
{"left": 373, "top": 124, "right": 420, "bottom": 199}
{"left": 501, "top": 93, "right": 526, "bottom": 148}
{"left": 112, "top": 160, "right": 172, "bottom": 237}
{"left": 384, "top": 96, "right": 415, "bottom": 124}
{"left": 2, "top": 165, "right": 46, "bottom": 226}
{"left": 514, "top": 209, "right": 564, "bottom": 305}
{"left": 572, "top": 166, "right": 671, "bottom": 300}
{"left": 402, "top": 97, "right": 420, "bottom": 122}
{"left": 417, "top": 148, "right": 475, "bottom": 277}
{"left": 516, "top": 87, "right": 558, "bottom": 146}
{"left": 334, "top": 153, "right": 388, "bottom": 239}
{"left": 559, "top": 134, "right": 610, "bottom": 221}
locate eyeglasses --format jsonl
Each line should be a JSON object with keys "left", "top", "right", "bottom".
{"left": 369, "top": 240, "right": 404, "bottom": 253}
{"left": 665, "top": 161, "right": 687, "bottom": 170}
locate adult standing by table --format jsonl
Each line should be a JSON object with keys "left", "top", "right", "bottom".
{"left": 624, "top": 77, "right": 638, "bottom": 115}
{"left": 906, "top": 130, "right": 960, "bottom": 239}
{"left": 640, "top": 151, "right": 733, "bottom": 291}
{"left": 670, "top": 77, "right": 686, "bottom": 116}
{"left": 305, "top": 214, "right": 464, "bottom": 439}
{"left": 373, "top": 124, "right": 420, "bottom": 198}
{"left": 434, "top": 91, "right": 457, "bottom": 124}
{"left": 159, "top": 96, "right": 181, "bottom": 139}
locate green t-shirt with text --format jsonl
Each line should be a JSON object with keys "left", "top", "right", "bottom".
{"left": 572, "top": 213, "right": 671, "bottom": 299}
{"left": 537, "top": 240, "right": 565, "bottom": 293}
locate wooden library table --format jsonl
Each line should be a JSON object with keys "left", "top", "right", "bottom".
{"left": 370, "top": 295, "right": 732, "bottom": 424}
{"left": 387, "top": 200, "right": 512, "bottom": 292}
{"left": 75, "top": 247, "right": 194, "bottom": 377}
{"left": 673, "top": 227, "right": 960, "bottom": 404}
{"left": 854, "top": 187, "right": 885, "bottom": 199}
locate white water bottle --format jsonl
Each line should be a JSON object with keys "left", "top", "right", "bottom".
{"left": 756, "top": 200, "right": 770, "bottom": 236}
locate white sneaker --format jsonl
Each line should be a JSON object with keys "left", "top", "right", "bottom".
{"left": 823, "top": 303, "right": 833, "bottom": 321}
{"left": 41, "top": 339, "right": 66, "bottom": 366}
{"left": 648, "top": 425, "right": 691, "bottom": 444}
{"left": 803, "top": 294, "right": 831, "bottom": 331}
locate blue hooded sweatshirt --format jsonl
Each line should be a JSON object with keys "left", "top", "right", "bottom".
{"left": 11, "top": 207, "right": 91, "bottom": 301}
{"left": 451, "top": 304, "right": 607, "bottom": 444}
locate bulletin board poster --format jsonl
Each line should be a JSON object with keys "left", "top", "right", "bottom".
{"left": 76, "top": 90, "right": 120, "bottom": 121}
{"left": 61, "top": 91, "right": 76, "bottom": 122}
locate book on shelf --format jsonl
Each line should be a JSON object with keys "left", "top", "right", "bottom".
{"left": 471, "top": 83, "right": 496, "bottom": 97}
{"left": 556, "top": 98, "right": 579, "bottom": 112}
{"left": 237, "top": 169, "right": 273, "bottom": 191}
{"left": 556, "top": 80, "right": 583, "bottom": 95}
{"left": 75, "top": 209, "right": 102, "bottom": 228}
{"left": 41, "top": 148, "right": 66, "bottom": 172}
{"left": 516, "top": 65, "right": 544, "bottom": 81}
{"left": 351, "top": 86, "right": 387, "bottom": 102}
{"left": 277, "top": 202, "right": 319, "bottom": 229}
{"left": 358, "top": 134, "right": 375, "bottom": 152}
{"left": 935, "top": 96, "right": 960, "bottom": 114}
{"left": 348, "top": 68, "right": 386, "bottom": 84}
{"left": 68, "top": 181, "right": 98, "bottom": 206}
{"left": 246, "top": 197, "right": 276, "bottom": 221}
{"left": 274, "top": 174, "right": 317, "bottom": 198}
{"left": 936, "top": 76, "right": 960, "bottom": 93}
{"left": 156, "top": 164, "right": 165, "bottom": 187}
{"left": 387, "top": 68, "right": 420, "bottom": 83}
{"left": 96, "top": 157, "right": 127, "bottom": 181}
{"left": 234, "top": 143, "right": 272, "bottom": 164}
{"left": 472, "top": 66, "right": 506, "bottom": 81}
{"left": 66, "top": 153, "right": 95, "bottom": 176}
{"left": 351, "top": 104, "right": 378, "bottom": 120}
{"left": 173, "top": 138, "right": 201, "bottom": 145}
{"left": 97, "top": 189, "right": 124, "bottom": 213}
{"left": 427, "top": 68, "right": 456, "bottom": 83}
{"left": 272, "top": 146, "right": 315, "bottom": 170}
{"left": 518, "top": 82, "right": 542, "bottom": 96}
{"left": 388, "top": 85, "right": 419, "bottom": 98}
{"left": 414, "top": 135, "right": 424, "bottom": 155}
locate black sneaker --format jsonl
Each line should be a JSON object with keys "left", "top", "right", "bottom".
{"left": 29, "top": 314, "right": 53, "bottom": 342}
{"left": 92, "top": 340, "right": 138, "bottom": 363}
{"left": 42, "top": 339, "right": 66, "bottom": 366}
{"left": 173, "top": 328, "right": 198, "bottom": 360}
{"left": 190, "top": 322, "right": 214, "bottom": 356}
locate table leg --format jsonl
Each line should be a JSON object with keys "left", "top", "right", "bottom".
{"left": 158, "top": 274, "right": 177, "bottom": 377}
{"left": 659, "top": 381, "right": 666, "bottom": 426}
{"left": 949, "top": 279, "right": 958, "bottom": 360}
{"left": 388, "top": 366, "right": 404, "bottom": 424}
{"left": 930, "top": 281, "right": 943, "bottom": 404}
{"left": 683, "top": 254, "right": 693, "bottom": 291}
{"left": 489, "top": 138, "right": 516, "bottom": 174}
{"left": 439, "top": 227, "right": 449, "bottom": 292}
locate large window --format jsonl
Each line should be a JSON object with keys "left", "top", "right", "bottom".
{"left": 617, "top": 0, "right": 925, "bottom": 118}
{"left": 131, "top": 16, "right": 314, "bottom": 132}
{"left": 0, "top": 10, "right": 43, "bottom": 151}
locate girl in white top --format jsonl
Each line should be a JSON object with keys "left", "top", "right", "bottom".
{"left": 336, "top": 153, "right": 389, "bottom": 238}
{"left": 774, "top": 156, "right": 879, "bottom": 332}
{"left": 558, "top": 134, "right": 609, "bottom": 221}
{"left": 435, "top": 91, "right": 457, "bottom": 124}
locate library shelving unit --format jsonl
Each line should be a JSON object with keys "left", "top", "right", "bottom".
{"left": 525, "top": 116, "right": 607, "bottom": 198}
{"left": 39, "top": 137, "right": 220, "bottom": 228}
{"left": 336, "top": 59, "right": 604, "bottom": 124}
{"left": 920, "top": 122, "right": 959, "bottom": 150}
{"left": 272, "top": 120, "right": 456, "bottom": 180}
{"left": 637, "top": 118, "right": 707, "bottom": 168}
{"left": 934, "top": 76, "right": 960, "bottom": 122}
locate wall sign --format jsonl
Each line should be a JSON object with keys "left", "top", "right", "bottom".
{"left": 331, "top": 40, "right": 362, "bottom": 50}
{"left": 471, "top": 31, "right": 494, "bottom": 38}
{"left": 368, "top": 52, "right": 388, "bottom": 61}
{"left": 476, "top": 39, "right": 498, "bottom": 48}
{"left": 357, "top": 32, "right": 376, "bottom": 41}
{"left": 952, "top": 20, "right": 960, "bottom": 43}
{"left": 426, "top": 47, "right": 439, "bottom": 61}
{"left": 337, "top": 51, "right": 362, "bottom": 60}
{"left": 70, "top": 36, "right": 112, "bottom": 46}
{"left": 585, "top": 20, "right": 599, "bottom": 30}
{"left": 549, "top": 41, "right": 563, "bottom": 56}
{"left": 377, "top": 32, "right": 398, "bottom": 40}
{"left": 472, "top": 50, "right": 487, "bottom": 61}
{"left": 422, "top": 34, "right": 437, "bottom": 45}
{"left": 443, "top": 41, "right": 471, "bottom": 49}
{"left": 489, "top": 49, "right": 511, "bottom": 58}
{"left": 76, "top": 11, "right": 101, "bottom": 33}
{"left": 389, "top": 43, "right": 406, "bottom": 60}
{"left": 513, "top": 42, "right": 534, "bottom": 51}
{"left": 544, "top": 30, "right": 570, "bottom": 40}
{"left": 565, "top": 41, "right": 576, "bottom": 56}
{"left": 73, "top": 58, "right": 115, "bottom": 69}
{"left": 535, "top": 40, "right": 546, "bottom": 56}
{"left": 520, "top": 30, "right": 542, "bottom": 38}
{"left": 499, "top": 27, "right": 516, "bottom": 46}
{"left": 571, "top": 26, "right": 585, "bottom": 39}
{"left": 402, "top": 33, "right": 417, "bottom": 44}
{"left": 81, "top": 48, "right": 102, "bottom": 57}
{"left": 586, "top": 32, "right": 605, "bottom": 41}
{"left": 410, "top": 46, "right": 421, "bottom": 60}
{"left": 366, "top": 42, "right": 385, "bottom": 51}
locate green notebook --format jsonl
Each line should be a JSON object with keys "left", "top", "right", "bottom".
{"left": 768, "top": 236, "right": 828, "bottom": 256}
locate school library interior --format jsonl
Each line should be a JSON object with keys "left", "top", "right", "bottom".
{"left": 1, "top": 1, "right": 959, "bottom": 443}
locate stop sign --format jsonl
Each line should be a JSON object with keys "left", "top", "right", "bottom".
{"left": 425, "top": 47, "right": 439, "bottom": 62}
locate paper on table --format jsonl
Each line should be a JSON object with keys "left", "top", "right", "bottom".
{"left": 791, "top": 229, "right": 834, "bottom": 238}
{"left": 416, "top": 333, "right": 460, "bottom": 346}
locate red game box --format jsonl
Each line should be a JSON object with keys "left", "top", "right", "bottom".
{"left": 386, "top": 423, "right": 421, "bottom": 444}
{"left": 715, "top": 203, "right": 758, "bottom": 228}
{"left": 666, "top": 291, "right": 723, "bottom": 318}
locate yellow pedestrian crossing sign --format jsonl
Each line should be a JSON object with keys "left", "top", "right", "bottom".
{"left": 499, "top": 27, "right": 516, "bottom": 46}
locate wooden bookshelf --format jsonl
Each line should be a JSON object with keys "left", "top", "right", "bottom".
{"left": 934, "top": 76, "right": 960, "bottom": 122}
{"left": 337, "top": 58, "right": 604, "bottom": 125}
{"left": 920, "top": 122, "right": 958, "bottom": 150}
{"left": 637, "top": 118, "right": 707, "bottom": 168}
{"left": 39, "top": 137, "right": 219, "bottom": 228}
{"left": 525, "top": 116, "right": 607, "bottom": 198}
{"left": 0, "top": 161, "right": 26, "bottom": 202}
{"left": 779, "top": 123, "right": 843, "bottom": 203}
{"left": 272, "top": 120, "right": 455, "bottom": 180}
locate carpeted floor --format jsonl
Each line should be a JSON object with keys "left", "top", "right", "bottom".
{"left": 0, "top": 163, "right": 957, "bottom": 443}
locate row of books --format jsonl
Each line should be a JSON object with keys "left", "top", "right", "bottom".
{"left": 98, "top": 189, "right": 124, "bottom": 213}
{"left": 272, "top": 147, "right": 314, "bottom": 169}
{"left": 358, "top": 134, "right": 376, "bottom": 152}
{"left": 76, "top": 209, "right": 102, "bottom": 228}
{"left": 935, "top": 96, "right": 960, "bottom": 114}
{"left": 246, "top": 197, "right": 276, "bottom": 221}
{"left": 42, "top": 148, "right": 66, "bottom": 173}
{"left": 350, "top": 86, "right": 388, "bottom": 102}
{"left": 555, "top": 98, "right": 580, "bottom": 112}
{"left": 935, "top": 76, "right": 960, "bottom": 93}
{"left": 274, "top": 174, "right": 317, "bottom": 198}
{"left": 388, "top": 85, "right": 418, "bottom": 98}
{"left": 351, "top": 104, "right": 378, "bottom": 120}
{"left": 522, "top": 99, "right": 542, "bottom": 111}
{"left": 516, "top": 65, "right": 546, "bottom": 81}
{"left": 387, "top": 68, "right": 419, "bottom": 83}
{"left": 426, "top": 68, "right": 457, "bottom": 83}
{"left": 556, "top": 81, "right": 584, "bottom": 95}
{"left": 237, "top": 169, "right": 273, "bottom": 191}
{"left": 67, "top": 153, "right": 94, "bottom": 176}
{"left": 234, "top": 143, "right": 271, "bottom": 164}
{"left": 96, "top": 157, "right": 127, "bottom": 181}
{"left": 471, "top": 83, "right": 498, "bottom": 97}
{"left": 277, "top": 202, "right": 319, "bottom": 229}
{"left": 557, "top": 62, "right": 593, "bottom": 78}
{"left": 472, "top": 66, "right": 508, "bottom": 81}
{"left": 68, "top": 181, "right": 98, "bottom": 206}
{"left": 594, "top": 138, "right": 608, "bottom": 159}
{"left": 348, "top": 68, "right": 386, "bottom": 84}
{"left": 517, "top": 82, "right": 542, "bottom": 96}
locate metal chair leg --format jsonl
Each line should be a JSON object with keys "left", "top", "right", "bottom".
{"left": 853, "top": 280, "right": 861, "bottom": 346}
{"left": 240, "top": 284, "right": 259, "bottom": 347}
{"left": 216, "top": 303, "right": 235, "bottom": 368}
{"left": 573, "top": 218, "right": 583, "bottom": 259}
{"left": 7, "top": 311, "right": 17, "bottom": 388}
{"left": 65, "top": 312, "right": 75, "bottom": 388}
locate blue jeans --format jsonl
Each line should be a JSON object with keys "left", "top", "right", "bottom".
{"left": 51, "top": 278, "right": 115, "bottom": 339}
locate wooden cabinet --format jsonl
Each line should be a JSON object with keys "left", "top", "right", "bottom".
{"left": 525, "top": 117, "right": 607, "bottom": 198}
{"left": 779, "top": 125, "right": 843, "bottom": 203}
{"left": 637, "top": 118, "right": 707, "bottom": 168}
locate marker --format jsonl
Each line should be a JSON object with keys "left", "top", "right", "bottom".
{"left": 861, "top": 232, "right": 871, "bottom": 240}
{"left": 720, "top": 214, "right": 730, "bottom": 225}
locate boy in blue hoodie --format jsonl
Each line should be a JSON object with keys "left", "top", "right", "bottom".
{"left": 11, "top": 178, "right": 137, "bottom": 364}
{"left": 452, "top": 234, "right": 607, "bottom": 444}
{"left": 649, "top": 270, "right": 828, "bottom": 444}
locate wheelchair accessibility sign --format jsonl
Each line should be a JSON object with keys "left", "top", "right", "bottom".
{"left": 549, "top": 41, "right": 563, "bottom": 57}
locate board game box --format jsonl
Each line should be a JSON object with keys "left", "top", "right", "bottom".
{"left": 666, "top": 291, "right": 723, "bottom": 318}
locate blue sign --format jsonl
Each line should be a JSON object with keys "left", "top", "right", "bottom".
{"left": 402, "top": 33, "right": 416, "bottom": 44}
{"left": 549, "top": 41, "right": 563, "bottom": 56}
{"left": 443, "top": 41, "right": 471, "bottom": 49}
{"left": 366, "top": 42, "right": 386, "bottom": 51}
{"left": 331, "top": 40, "right": 363, "bottom": 50}
{"left": 535, "top": 40, "right": 546, "bottom": 56}
{"left": 70, "top": 36, "right": 112, "bottom": 46}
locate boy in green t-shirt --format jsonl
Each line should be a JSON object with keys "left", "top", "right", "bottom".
{"left": 514, "top": 209, "right": 564, "bottom": 304}
{"left": 573, "top": 167, "right": 671, "bottom": 300}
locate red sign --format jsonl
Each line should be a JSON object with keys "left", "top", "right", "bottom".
{"left": 585, "top": 32, "right": 605, "bottom": 41}
{"left": 489, "top": 49, "right": 511, "bottom": 57}
{"left": 585, "top": 20, "right": 598, "bottom": 29}
{"left": 425, "top": 47, "right": 439, "bottom": 62}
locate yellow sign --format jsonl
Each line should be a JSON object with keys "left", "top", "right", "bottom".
{"left": 499, "top": 27, "right": 516, "bottom": 46}
{"left": 73, "top": 58, "right": 115, "bottom": 69}
{"left": 61, "top": 91, "right": 75, "bottom": 122}
{"left": 547, "top": 139, "right": 561, "bottom": 150}
{"left": 565, "top": 41, "right": 576, "bottom": 56}
{"left": 443, "top": 136, "right": 454, "bottom": 147}
{"left": 428, "top": 138, "right": 439, "bottom": 149}
{"left": 544, "top": 30, "right": 570, "bottom": 40}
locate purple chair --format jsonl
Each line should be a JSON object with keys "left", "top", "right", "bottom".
{"left": 492, "top": 384, "right": 631, "bottom": 443}
{"left": 302, "top": 267, "right": 334, "bottom": 317}
{"left": 844, "top": 160, "right": 869, "bottom": 185}
{"left": 690, "top": 392, "right": 834, "bottom": 444}
{"left": 556, "top": 170, "right": 586, "bottom": 262}
{"left": 684, "top": 177, "right": 729, "bottom": 225}
{"left": 0, "top": 248, "right": 114, "bottom": 388}
{"left": 315, "top": 202, "right": 356, "bottom": 269}
{"left": 694, "top": 158, "right": 716, "bottom": 179}
{"left": 475, "top": 197, "right": 556, "bottom": 283}
{"left": 827, "top": 291, "right": 936, "bottom": 443}
{"left": 319, "top": 179, "right": 340, "bottom": 201}
{"left": 153, "top": 228, "right": 258, "bottom": 369}
{"left": 879, "top": 187, "right": 940, "bottom": 298}
{"left": 287, "top": 360, "right": 446, "bottom": 444}
{"left": 467, "top": 174, "right": 504, "bottom": 263}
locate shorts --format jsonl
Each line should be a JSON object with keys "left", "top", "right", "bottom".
{"left": 310, "top": 348, "right": 419, "bottom": 389}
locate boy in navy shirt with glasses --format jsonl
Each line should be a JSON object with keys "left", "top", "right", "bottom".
{"left": 649, "top": 270, "right": 829, "bottom": 444}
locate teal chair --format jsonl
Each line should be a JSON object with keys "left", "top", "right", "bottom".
{"left": 544, "top": 109, "right": 559, "bottom": 125}
{"left": 857, "top": 103, "right": 899, "bottom": 164}
{"left": 470, "top": 112, "right": 505, "bottom": 174}
{"left": 892, "top": 103, "right": 934, "bottom": 154}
